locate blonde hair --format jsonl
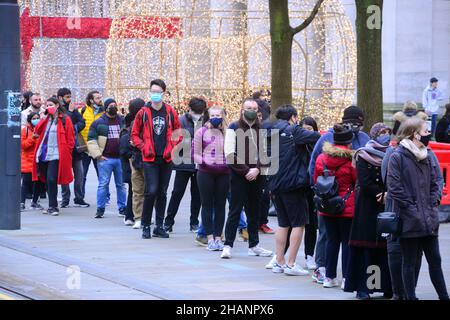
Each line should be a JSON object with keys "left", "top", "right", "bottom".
{"left": 396, "top": 117, "right": 426, "bottom": 142}
{"left": 205, "top": 105, "right": 228, "bottom": 129}
{"left": 403, "top": 100, "right": 417, "bottom": 112}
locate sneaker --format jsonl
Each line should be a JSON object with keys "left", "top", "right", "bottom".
{"left": 60, "top": 202, "right": 69, "bottom": 208}
{"left": 248, "top": 246, "right": 273, "bottom": 257}
{"left": 74, "top": 200, "right": 90, "bottom": 208}
{"left": 20, "top": 203, "right": 25, "bottom": 211}
{"left": 30, "top": 202, "right": 44, "bottom": 210}
{"left": 190, "top": 224, "right": 199, "bottom": 233}
{"left": 142, "top": 226, "right": 151, "bottom": 239}
{"left": 238, "top": 228, "right": 249, "bottom": 242}
{"left": 312, "top": 267, "right": 326, "bottom": 284}
{"left": 95, "top": 208, "right": 105, "bottom": 219}
{"left": 221, "top": 245, "right": 232, "bottom": 259}
{"left": 207, "top": 239, "right": 219, "bottom": 251}
{"left": 341, "top": 278, "right": 346, "bottom": 290}
{"left": 43, "top": 207, "right": 59, "bottom": 216}
{"left": 356, "top": 292, "right": 370, "bottom": 300}
{"left": 305, "top": 255, "right": 317, "bottom": 270}
{"left": 153, "top": 226, "right": 169, "bottom": 238}
{"left": 265, "top": 255, "right": 277, "bottom": 269}
{"left": 123, "top": 218, "right": 134, "bottom": 226}
{"left": 132, "top": 220, "right": 142, "bottom": 229}
{"left": 164, "top": 224, "right": 173, "bottom": 233}
{"left": 259, "top": 224, "right": 275, "bottom": 234}
{"left": 284, "top": 263, "right": 309, "bottom": 276}
{"left": 272, "top": 262, "right": 285, "bottom": 273}
{"left": 215, "top": 239, "right": 225, "bottom": 251}
{"left": 323, "top": 277, "right": 339, "bottom": 288}
{"left": 195, "top": 235, "right": 208, "bottom": 247}
{"left": 118, "top": 208, "right": 126, "bottom": 217}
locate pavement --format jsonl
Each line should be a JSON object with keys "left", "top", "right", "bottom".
{"left": 1, "top": 170, "right": 450, "bottom": 300}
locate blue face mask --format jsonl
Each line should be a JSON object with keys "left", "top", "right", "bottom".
{"left": 31, "top": 119, "right": 40, "bottom": 127}
{"left": 210, "top": 117, "right": 223, "bottom": 128}
{"left": 376, "top": 134, "right": 391, "bottom": 146}
{"left": 150, "top": 92, "right": 163, "bottom": 103}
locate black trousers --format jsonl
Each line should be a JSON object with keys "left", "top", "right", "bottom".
{"left": 81, "top": 152, "right": 98, "bottom": 199}
{"left": 224, "top": 172, "right": 263, "bottom": 248}
{"left": 38, "top": 160, "right": 59, "bottom": 208}
{"left": 259, "top": 178, "right": 270, "bottom": 226}
{"left": 165, "top": 170, "right": 201, "bottom": 227}
{"left": 142, "top": 159, "right": 173, "bottom": 227}
{"left": 197, "top": 171, "right": 230, "bottom": 238}
{"left": 125, "top": 182, "right": 134, "bottom": 221}
{"left": 400, "top": 236, "right": 449, "bottom": 300}
{"left": 304, "top": 189, "right": 318, "bottom": 257}
{"left": 21, "top": 173, "right": 42, "bottom": 204}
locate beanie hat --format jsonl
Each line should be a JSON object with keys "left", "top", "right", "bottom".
{"left": 342, "top": 105, "right": 364, "bottom": 125}
{"left": 369, "top": 122, "right": 392, "bottom": 139}
{"left": 104, "top": 98, "right": 116, "bottom": 109}
{"left": 333, "top": 125, "right": 353, "bottom": 145}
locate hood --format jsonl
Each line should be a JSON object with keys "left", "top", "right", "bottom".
{"left": 322, "top": 141, "right": 354, "bottom": 159}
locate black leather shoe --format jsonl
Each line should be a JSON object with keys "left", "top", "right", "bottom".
{"left": 164, "top": 224, "right": 173, "bottom": 233}
{"left": 153, "top": 226, "right": 169, "bottom": 238}
{"left": 142, "top": 226, "right": 152, "bottom": 239}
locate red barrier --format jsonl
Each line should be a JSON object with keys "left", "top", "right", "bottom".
{"left": 431, "top": 146, "right": 450, "bottom": 205}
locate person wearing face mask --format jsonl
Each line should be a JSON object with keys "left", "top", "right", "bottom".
{"left": 308, "top": 105, "right": 369, "bottom": 285}
{"left": 192, "top": 106, "right": 230, "bottom": 251}
{"left": 87, "top": 98, "right": 126, "bottom": 219}
{"left": 32, "top": 97, "right": 75, "bottom": 216}
{"left": 21, "top": 92, "right": 45, "bottom": 127}
{"left": 221, "top": 98, "right": 273, "bottom": 259}
{"left": 20, "top": 112, "right": 44, "bottom": 211}
{"left": 164, "top": 97, "right": 206, "bottom": 233}
{"left": 387, "top": 117, "right": 449, "bottom": 300}
{"left": 131, "top": 79, "right": 182, "bottom": 239}
{"left": 344, "top": 123, "right": 393, "bottom": 300}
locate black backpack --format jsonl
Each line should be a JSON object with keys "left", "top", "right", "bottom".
{"left": 313, "top": 160, "right": 353, "bottom": 215}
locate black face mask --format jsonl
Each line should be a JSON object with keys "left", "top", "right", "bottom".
{"left": 420, "top": 134, "right": 432, "bottom": 147}
{"left": 107, "top": 106, "right": 118, "bottom": 117}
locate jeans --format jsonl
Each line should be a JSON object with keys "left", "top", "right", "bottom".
{"left": 61, "top": 158, "right": 84, "bottom": 203}
{"left": 323, "top": 216, "right": 352, "bottom": 279}
{"left": 97, "top": 158, "right": 126, "bottom": 210}
{"left": 224, "top": 172, "right": 263, "bottom": 248}
{"left": 142, "top": 159, "right": 173, "bottom": 227}
{"left": 38, "top": 160, "right": 59, "bottom": 208}
{"left": 431, "top": 113, "right": 438, "bottom": 137}
{"left": 165, "top": 170, "right": 201, "bottom": 227}
{"left": 197, "top": 171, "right": 229, "bottom": 238}
{"left": 21, "top": 173, "right": 42, "bottom": 204}
{"left": 315, "top": 213, "right": 327, "bottom": 268}
{"left": 400, "top": 236, "right": 449, "bottom": 300}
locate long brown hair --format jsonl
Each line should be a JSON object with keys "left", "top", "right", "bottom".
{"left": 396, "top": 117, "right": 426, "bottom": 142}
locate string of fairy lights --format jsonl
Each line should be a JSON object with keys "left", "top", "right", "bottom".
{"left": 20, "top": 0, "right": 356, "bottom": 129}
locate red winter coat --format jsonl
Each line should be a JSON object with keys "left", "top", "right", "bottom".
{"left": 131, "top": 103, "right": 182, "bottom": 163}
{"left": 32, "top": 113, "right": 75, "bottom": 185}
{"left": 21, "top": 124, "right": 38, "bottom": 173}
{"left": 313, "top": 142, "right": 357, "bottom": 218}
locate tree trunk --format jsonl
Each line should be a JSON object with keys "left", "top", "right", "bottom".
{"left": 355, "top": 0, "right": 383, "bottom": 130}
{"left": 269, "top": 0, "right": 293, "bottom": 115}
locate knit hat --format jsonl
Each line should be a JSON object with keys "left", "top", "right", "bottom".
{"left": 333, "top": 125, "right": 353, "bottom": 145}
{"left": 369, "top": 122, "right": 392, "bottom": 139}
{"left": 342, "top": 105, "right": 364, "bottom": 125}
{"left": 104, "top": 98, "right": 116, "bottom": 109}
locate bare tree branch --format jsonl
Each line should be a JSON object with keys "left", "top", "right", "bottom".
{"left": 291, "top": 0, "right": 326, "bottom": 35}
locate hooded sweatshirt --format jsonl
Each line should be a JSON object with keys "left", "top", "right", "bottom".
{"left": 422, "top": 85, "right": 444, "bottom": 114}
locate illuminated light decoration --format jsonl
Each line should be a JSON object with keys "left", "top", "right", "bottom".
{"left": 20, "top": 0, "right": 356, "bottom": 129}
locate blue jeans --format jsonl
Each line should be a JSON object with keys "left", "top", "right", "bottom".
{"left": 198, "top": 212, "right": 247, "bottom": 237}
{"left": 97, "top": 158, "right": 126, "bottom": 210}
{"left": 431, "top": 113, "right": 438, "bottom": 137}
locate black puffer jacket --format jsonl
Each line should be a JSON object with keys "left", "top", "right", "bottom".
{"left": 119, "top": 127, "right": 133, "bottom": 184}
{"left": 387, "top": 145, "right": 441, "bottom": 238}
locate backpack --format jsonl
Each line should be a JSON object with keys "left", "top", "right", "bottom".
{"left": 313, "top": 160, "right": 353, "bottom": 215}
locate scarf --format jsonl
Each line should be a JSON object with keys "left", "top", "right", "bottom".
{"left": 400, "top": 139, "right": 428, "bottom": 161}
{"left": 353, "top": 139, "right": 388, "bottom": 167}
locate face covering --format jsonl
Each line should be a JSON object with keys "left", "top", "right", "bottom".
{"left": 31, "top": 119, "right": 40, "bottom": 127}
{"left": 210, "top": 117, "right": 223, "bottom": 128}
{"left": 151, "top": 92, "right": 163, "bottom": 103}
{"left": 190, "top": 112, "right": 201, "bottom": 122}
{"left": 376, "top": 134, "right": 391, "bottom": 146}
{"left": 419, "top": 133, "right": 432, "bottom": 147}
{"left": 350, "top": 123, "right": 362, "bottom": 133}
{"left": 46, "top": 106, "right": 56, "bottom": 116}
{"left": 107, "top": 106, "right": 118, "bottom": 117}
{"left": 243, "top": 110, "right": 257, "bottom": 122}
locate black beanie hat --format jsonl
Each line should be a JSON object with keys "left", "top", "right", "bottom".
{"left": 333, "top": 125, "right": 353, "bottom": 145}
{"left": 342, "top": 105, "right": 364, "bottom": 125}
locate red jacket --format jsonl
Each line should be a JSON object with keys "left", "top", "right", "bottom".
{"left": 32, "top": 113, "right": 75, "bottom": 185}
{"left": 21, "top": 124, "right": 38, "bottom": 173}
{"left": 131, "top": 103, "right": 182, "bottom": 163}
{"left": 314, "top": 142, "right": 356, "bottom": 218}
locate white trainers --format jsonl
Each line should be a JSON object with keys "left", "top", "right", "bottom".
{"left": 221, "top": 245, "right": 232, "bottom": 259}
{"left": 272, "top": 262, "right": 285, "bottom": 273}
{"left": 132, "top": 220, "right": 141, "bottom": 229}
{"left": 284, "top": 263, "right": 309, "bottom": 276}
{"left": 341, "top": 278, "right": 346, "bottom": 290}
{"left": 248, "top": 246, "right": 273, "bottom": 257}
{"left": 123, "top": 218, "right": 134, "bottom": 226}
{"left": 265, "top": 255, "right": 277, "bottom": 269}
{"left": 323, "top": 277, "right": 339, "bottom": 288}
{"left": 305, "top": 255, "right": 317, "bottom": 270}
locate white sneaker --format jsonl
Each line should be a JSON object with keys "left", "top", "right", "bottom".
{"left": 272, "top": 262, "right": 285, "bottom": 273}
{"left": 265, "top": 255, "right": 277, "bottom": 269}
{"left": 248, "top": 246, "right": 273, "bottom": 257}
{"left": 305, "top": 255, "right": 317, "bottom": 270}
{"left": 132, "top": 220, "right": 141, "bottom": 229}
{"left": 341, "top": 278, "right": 346, "bottom": 290}
{"left": 323, "top": 277, "right": 339, "bottom": 288}
{"left": 221, "top": 245, "right": 232, "bottom": 259}
{"left": 284, "top": 263, "right": 309, "bottom": 276}
{"left": 124, "top": 218, "right": 134, "bottom": 226}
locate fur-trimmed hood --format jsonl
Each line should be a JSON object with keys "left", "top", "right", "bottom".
{"left": 322, "top": 141, "right": 354, "bottom": 159}
{"left": 393, "top": 110, "right": 428, "bottom": 123}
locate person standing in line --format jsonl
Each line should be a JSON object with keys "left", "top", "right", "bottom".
{"left": 21, "top": 92, "right": 45, "bottom": 127}
{"left": 435, "top": 103, "right": 450, "bottom": 143}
